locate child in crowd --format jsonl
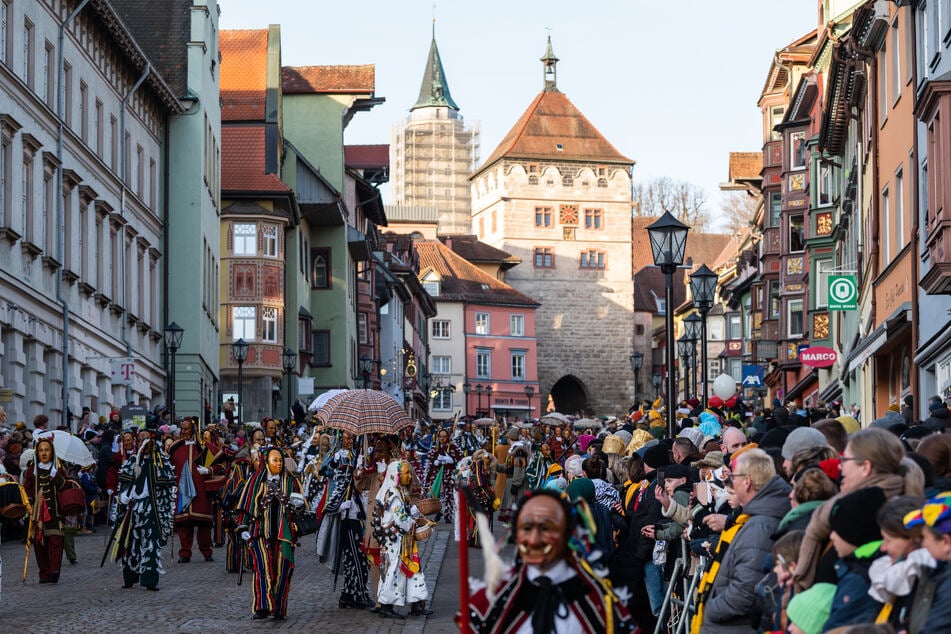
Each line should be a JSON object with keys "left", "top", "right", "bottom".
{"left": 757, "top": 529, "right": 803, "bottom": 632}
{"left": 867, "top": 495, "right": 932, "bottom": 629}
{"left": 785, "top": 582, "right": 835, "bottom": 634}
{"left": 903, "top": 495, "right": 951, "bottom": 631}
{"left": 824, "top": 486, "right": 887, "bottom": 630}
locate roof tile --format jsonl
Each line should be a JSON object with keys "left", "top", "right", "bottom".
{"left": 221, "top": 126, "right": 290, "bottom": 193}
{"left": 282, "top": 65, "right": 375, "bottom": 94}
{"left": 415, "top": 240, "right": 538, "bottom": 307}
{"left": 220, "top": 29, "right": 269, "bottom": 121}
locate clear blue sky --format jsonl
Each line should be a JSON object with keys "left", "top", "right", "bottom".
{"left": 219, "top": 1, "right": 817, "bottom": 228}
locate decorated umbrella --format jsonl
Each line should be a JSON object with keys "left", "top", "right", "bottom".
{"left": 313, "top": 389, "right": 414, "bottom": 435}
{"left": 540, "top": 412, "right": 569, "bottom": 425}
{"left": 34, "top": 430, "right": 95, "bottom": 467}
{"left": 307, "top": 388, "right": 349, "bottom": 412}
{"left": 572, "top": 418, "right": 603, "bottom": 430}
{"left": 471, "top": 417, "right": 496, "bottom": 427}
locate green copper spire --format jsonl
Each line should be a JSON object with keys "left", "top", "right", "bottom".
{"left": 411, "top": 36, "right": 459, "bottom": 111}
{"left": 541, "top": 35, "right": 559, "bottom": 92}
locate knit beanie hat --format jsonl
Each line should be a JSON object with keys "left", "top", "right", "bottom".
{"left": 642, "top": 444, "right": 670, "bottom": 469}
{"left": 567, "top": 477, "right": 596, "bottom": 503}
{"left": 786, "top": 583, "right": 836, "bottom": 634}
{"left": 781, "top": 426, "right": 829, "bottom": 460}
{"left": 830, "top": 486, "right": 887, "bottom": 546}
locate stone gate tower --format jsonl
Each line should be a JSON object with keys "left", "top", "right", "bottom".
{"left": 470, "top": 38, "right": 636, "bottom": 416}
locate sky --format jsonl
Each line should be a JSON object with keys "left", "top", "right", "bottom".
{"left": 219, "top": 0, "right": 817, "bottom": 230}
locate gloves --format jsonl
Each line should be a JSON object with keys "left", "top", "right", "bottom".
{"left": 356, "top": 455, "right": 365, "bottom": 469}
{"left": 196, "top": 466, "right": 211, "bottom": 475}
{"left": 437, "top": 454, "right": 454, "bottom": 465}
{"left": 291, "top": 496, "right": 305, "bottom": 508}
{"left": 240, "top": 530, "right": 251, "bottom": 542}
{"left": 376, "top": 461, "right": 386, "bottom": 473}
{"left": 334, "top": 450, "right": 348, "bottom": 463}
{"left": 338, "top": 499, "right": 352, "bottom": 512}
{"left": 118, "top": 492, "right": 130, "bottom": 505}
{"left": 409, "top": 505, "right": 421, "bottom": 519}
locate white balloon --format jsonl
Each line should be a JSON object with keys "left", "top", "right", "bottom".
{"left": 713, "top": 374, "right": 737, "bottom": 400}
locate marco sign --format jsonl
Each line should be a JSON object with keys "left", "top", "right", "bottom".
{"left": 799, "top": 346, "right": 837, "bottom": 368}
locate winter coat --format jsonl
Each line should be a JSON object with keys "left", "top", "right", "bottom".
{"left": 774, "top": 499, "right": 823, "bottom": 537}
{"left": 870, "top": 409, "right": 905, "bottom": 430}
{"left": 622, "top": 475, "right": 663, "bottom": 562}
{"left": 823, "top": 542, "right": 883, "bottom": 630}
{"left": 924, "top": 404, "right": 951, "bottom": 432}
{"left": 918, "top": 561, "right": 951, "bottom": 633}
{"left": 701, "top": 475, "right": 792, "bottom": 633}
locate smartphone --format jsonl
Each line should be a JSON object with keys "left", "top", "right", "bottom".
{"left": 694, "top": 481, "right": 710, "bottom": 507}
{"left": 656, "top": 468, "right": 665, "bottom": 484}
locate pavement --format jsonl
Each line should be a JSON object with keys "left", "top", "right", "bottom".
{"left": 0, "top": 522, "right": 459, "bottom": 633}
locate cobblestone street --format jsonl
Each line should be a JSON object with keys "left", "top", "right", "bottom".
{"left": 0, "top": 526, "right": 454, "bottom": 633}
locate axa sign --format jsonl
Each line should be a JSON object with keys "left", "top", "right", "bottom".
{"left": 799, "top": 346, "right": 837, "bottom": 368}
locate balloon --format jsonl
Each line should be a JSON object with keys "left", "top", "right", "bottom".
{"left": 713, "top": 374, "right": 737, "bottom": 400}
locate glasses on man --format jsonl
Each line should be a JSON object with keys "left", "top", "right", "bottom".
{"left": 725, "top": 473, "right": 751, "bottom": 488}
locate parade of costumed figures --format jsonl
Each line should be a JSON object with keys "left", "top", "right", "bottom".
{"left": 166, "top": 418, "right": 215, "bottom": 563}
{"left": 315, "top": 431, "right": 372, "bottom": 609}
{"left": 234, "top": 446, "right": 304, "bottom": 620}
{"left": 372, "top": 459, "right": 433, "bottom": 619}
{"left": 499, "top": 436, "right": 530, "bottom": 522}
{"left": 455, "top": 449, "right": 500, "bottom": 546}
{"left": 359, "top": 436, "right": 402, "bottom": 612}
{"left": 424, "top": 428, "right": 462, "bottom": 524}
{"left": 108, "top": 433, "right": 176, "bottom": 590}
{"left": 22, "top": 435, "right": 67, "bottom": 584}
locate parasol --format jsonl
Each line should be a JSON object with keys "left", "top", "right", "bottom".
{"left": 471, "top": 417, "right": 496, "bottom": 427}
{"left": 540, "top": 412, "right": 569, "bottom": 425}
{"left": 572, "top": 418, "right": 603, "bottom": 430}
{"left": 34, "top": 430, "right": 95, "bottom": 467}
{"left": 313, "top": 389, "right": 413, "bottom": 435}
{"left": 307, "top": 388, "right": 349, "bottom": 412}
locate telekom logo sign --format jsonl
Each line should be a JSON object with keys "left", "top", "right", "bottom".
{"left": 799, "top": 346, "right": 837, "bottom": 368}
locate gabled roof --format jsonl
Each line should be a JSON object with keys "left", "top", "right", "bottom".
{"left": 281, "top": 65, "right": 375, "bottom": 94}
{"left": 439, "top": 235, "right": 521, "bottom": 269}
{"left": 220, "top": 29, "right": 269, "bottom": 121}
{"left": 411, "top": 37, "right": 458, "bottom": 111}
{"left": 221, "top": 126, "right": 290, "bottom": 193}
{"left": 109, "top": 0, "right": 190, "bottom": 98}
{"left": 475, "top": 90, "right": 633, "bottom": 176}
{"left": 415, "top": 240, "right": 539, "bottom": 307}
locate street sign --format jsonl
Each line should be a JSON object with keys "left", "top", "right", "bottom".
{"left": 829, "top": 275, "right": 858, "bottom": 310}
{"left": 0, "top": 388, "right": 14, "bottom": 403}
{"left": 800, "top": 346, "right": 838, "bottom": 368}
{"left": 741, "top": 364, "right": 765, "bottom": 387}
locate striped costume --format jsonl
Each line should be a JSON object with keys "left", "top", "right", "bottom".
{"left": 234, "top": 458, "right": 301, "bottom": 619}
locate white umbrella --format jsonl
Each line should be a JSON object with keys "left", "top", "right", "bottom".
{"left": 572, "top": 418, "right": 603, "bottom": 430}
{"left": 308, "top": 388, "right": 348, "bottom": 412}
{"left": 34, "top": 430, "right": 95, "bottom": 467}
{"left": 19, "top": 448, "right": 34, "bottom": 473}
{"left": 541, "top": 412, "right": 569, "bottom": 425}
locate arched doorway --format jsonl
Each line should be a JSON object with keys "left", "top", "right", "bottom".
{"left": 549, "top": 375, "right": 590, "bottom": 417}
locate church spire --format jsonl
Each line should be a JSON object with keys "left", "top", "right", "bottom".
{"left": 541, "top": 35, "right": 559, "bottom": 92}
{"left": 411, "top": 33, "right": 459, "bottom": 111}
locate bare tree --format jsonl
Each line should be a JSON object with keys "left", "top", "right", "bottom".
{"left": 632, "top": 176, "right": 709, "bottom": 229}
{"left": 719, "top": 190, "right": 762, "bottom": 237}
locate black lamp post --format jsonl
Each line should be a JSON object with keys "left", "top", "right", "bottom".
{"left": 462, "top": 381, "right": 471, "bottom": 418}
{"left": 647, "top": 211, "right": 690, "bottom": 438}
{"left": 684, "top": 313, "right": 701, "bottom": 400}
{"left": 232, "top": 338, "right": 249, "bottom": 425}
{"left": 282, "top": 347, "right": 297, "bottom": 423}
{"left": 689, "top": 264, "right": 718, "bottom": 408}
{"left": 524, "top": 385, "right": 535, "bottom": 418}
{"left": 486, "top": 386, "right": 494, "bottom": 418}
{"left": 629, "top": 351, "right": 644, "bottom": 405}
{"left": 163, "top": 322, "right": 184, "bottom": 425}
{"left": 475, "top": 383, "right": 484, "bottom": 417}
{"left": 678, "top": 334, "right": 692, "bottom": 401}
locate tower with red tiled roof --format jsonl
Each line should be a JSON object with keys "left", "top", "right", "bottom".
{"left": 470, "top": 38, "right": 636, "bottom": 416}
{"left": 390, "top": 30, "right": 480, "bottom": 235}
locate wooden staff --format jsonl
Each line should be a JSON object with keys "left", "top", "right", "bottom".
{"left": 22, "top": 514, "right": 33, "bottom": 582}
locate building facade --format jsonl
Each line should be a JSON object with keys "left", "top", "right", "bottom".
{"left": 471, "top": 39, "right": 635, "bottom": 416}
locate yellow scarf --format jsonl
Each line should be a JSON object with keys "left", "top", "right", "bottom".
{"left": 690, "top": 513, "right": 751, "bottom": 634}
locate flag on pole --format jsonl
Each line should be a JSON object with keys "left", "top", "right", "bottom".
{"left": 431, "top": 465, "right": 444, "bottom": 499}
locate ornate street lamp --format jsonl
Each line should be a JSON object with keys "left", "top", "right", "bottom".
{"left": 486, "top": 386, "right": 494, "bottom": 418}
{"left": 647, "top": 211, "right": 690, "bottom": 438}
{"left": 163, "top": 322, "right": 184, "bottom": 425}
{"left": 282, "top": 347, "right": 298, "bottom": 423}
{"left": 475, "top": 383, "right": 484, "bottom": 417}
{"left": 689, "top": 263, "right": 718, "bottom": 408}
{"left": 678, "top": 334, "right": 693, "bottom": 401}
{"left": 231, "top": 338, "right": 249, "bottom": 425}
{"left": 629, "top": 351, "right": 644, "bottom": 405}
{"left": 524, "top": 384, "right": 535, "bottom": 418}
{"left": 684, "top": 312, "right": 702, "bottom": 403}
{"left": 462, "top": 381, "right": 472, "bottom": 418}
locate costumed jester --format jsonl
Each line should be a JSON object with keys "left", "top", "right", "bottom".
{"left": 315, "top": 431, "right": 372, "bottom": 609}
{"left": 109, "top": 433, "right": 176, "bottom": 590}
{"left": 458, "top": 489, "right": 634, "bottom": 633}
{"left": 373, "top": 459, "right": 433, "bottom": 619}
{"left": 424, "top": 428, "right": 462, "bottom": 524}
{"left": 234, "top": 446, "right": 304, "bottom": 620}
{"left": 167, "top": 417, "right": 215, "bottom": 563}
{"left": 22, "top": 436, "right": 67, "bottom": 584}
